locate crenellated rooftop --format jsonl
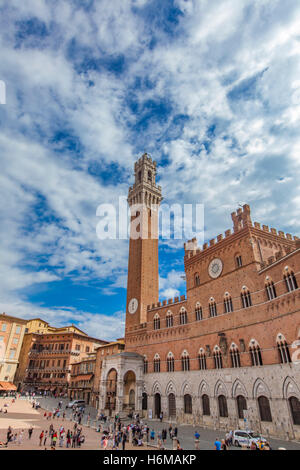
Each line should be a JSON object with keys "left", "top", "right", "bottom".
{"left": 147, "top": 294, "right": 186, "bottom": 312}
{"left": 184, "top": 204, "right": 298, "bottom": 261}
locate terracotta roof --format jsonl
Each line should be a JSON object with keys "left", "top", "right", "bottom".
{"left": 0, "top": 381, "right": 17, "bottom": 391}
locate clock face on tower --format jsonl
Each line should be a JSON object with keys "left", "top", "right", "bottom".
{"left": 208, "top": 258, "right": 223, "bottom": 279}
{"left": 128, "top": 298, "right": 138, "bottom": 314}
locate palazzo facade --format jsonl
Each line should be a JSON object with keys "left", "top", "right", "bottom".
{"left": 100, "top": 153, "right": 300, "bottom": 440}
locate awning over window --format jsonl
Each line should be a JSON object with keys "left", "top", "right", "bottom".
{"left": 0, "top": 381, "right": 17, "bottom": 391}
{"left": 74, "top": 374, "right": 93, "bottom": 382}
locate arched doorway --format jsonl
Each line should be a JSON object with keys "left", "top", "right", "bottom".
{"left": 123, "top": 370, "right": 136, "bottom": 411}
{"left": 168, "top": 393, "right": 176, "bottom": 418}
{"left": 155, "top": 393, "right": 161, "bottom": 418}
{"left": 105, "top": 368, "right": 117, "bottom": 416}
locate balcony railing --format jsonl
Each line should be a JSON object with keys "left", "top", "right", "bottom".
{"left": 29, "top": 349, "right": 80, "bottom": 356}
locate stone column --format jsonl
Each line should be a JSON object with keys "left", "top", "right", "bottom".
{"left": 116, "top": 379, "right": 124, "bottom": 412}
{"left": 99, "top": 379, "right": 107, "bottom": 411}
{"left": 136, "top": 380, "right": 143, "bottom": 412}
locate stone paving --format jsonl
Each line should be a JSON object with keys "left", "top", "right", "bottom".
{"left": 0, "top": 397, "right": 138, "bottom": 450}
{"left": 2, "top": 396, "right": 300, "bottom": 450}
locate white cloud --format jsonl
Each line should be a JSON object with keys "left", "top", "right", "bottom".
{"left": 0, "top": 0, "right": 299, "bottom": 340}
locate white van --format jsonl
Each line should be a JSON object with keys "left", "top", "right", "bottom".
{"left": 233, "top": 430, "right": 267, "bottom": 448}
{"left": 66, "top": 399, "right": 86, "bottom": 409}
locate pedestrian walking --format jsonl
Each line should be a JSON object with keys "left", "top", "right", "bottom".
{"left": 221, "top": 439, "right": 228, "bottom": 450}
{"left": 28, "top": 426, "right": 33, "bottom": 439}
{"left": 194, "top": 431, "right": 200, "bottom": 450}
{"left": 122, "top": 433, "right": 127, "bottom": 450}
{"left": 214, "top": 437, "right": 222, "bottom": 450}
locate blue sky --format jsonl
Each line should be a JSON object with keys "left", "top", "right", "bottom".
{"left": 0, "top": 0, "right": 300, "bottom": 340}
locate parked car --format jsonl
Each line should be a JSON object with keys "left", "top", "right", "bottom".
{"left": 233, "top": 430, "right": 267, "bottom": 448}
{"left": 66, "top": 399, "right": 86, "bottom": 409}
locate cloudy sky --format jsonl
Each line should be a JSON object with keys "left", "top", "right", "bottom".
{"left": 0, "top": 0, "right": 299, "bottom": 340}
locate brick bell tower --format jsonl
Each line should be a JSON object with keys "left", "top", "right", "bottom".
{"left": 125, "top": 153, "right": 163, "bottom": 333}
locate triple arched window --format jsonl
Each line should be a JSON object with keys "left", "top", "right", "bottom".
{"left": 153, "top": 314, "right": 160, "bottom": 330}
{"left": 213, "top": 346, "right": 223, "bottom": 369}
{"left": 249, "top": 340, "right": 263, "bottom": 366}
{"left": 224, "top": 292, "right": 233, "bottom": 313}
{"left": 153, "top": 354, "right": 160, "bottom": 373}
{"left": 209, "top": 298, "right": 217, "bottom": 317}
{"left": 198, "top": 348, "right": 207, "bottom": 370}
{"left": 241, "top": 286, "right": 252, "bottom": 308}
{"left": 230, "top": 343, "right": 241, "bottom": 368}
{"left": 180, "top": 308, "right": 188, "bottom": 325}
{"left": 166, "top": 311, "right": 173, "bottom": 328}
{"left": 284, "top": 268, "right": 298, "bottom": 292}
{"left": 195, "top": 303, "right": 203, "bottom": 321}
{"left": 167, "top": 352, "right": 175, "bottom": 372}
{"left": 276, "top": 334, "right": 291, "bottom": 364}
{"left": 265, "top": 277, "right": 277, "bottom": 300}
{"left": 181, "top": 350, "right": 190, "bottom": 371}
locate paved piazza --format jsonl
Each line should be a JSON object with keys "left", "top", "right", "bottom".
{"left": 0, "top": 397, "right": 139, "bottom": 451}
{"left": 1, "top": 396, "right": 300, "bottom": 450}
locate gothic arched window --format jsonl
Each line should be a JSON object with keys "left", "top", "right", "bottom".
{"left": 230, "top": 344, "right": 241, "bottom": 368}
{"left": 195, "top": 303, "right": 203, "bottom": 321}
{"left": 198, "top": 348, "right": 207, "bottom": 370}
{"left": 289, "top": 397, "right": 300, "bottom": 425}
{"left": 276, "top": 334, "right": 291, "bottom": 364}
{"left": 258, "top": 396, "right": 272, "bottom": 422}
{"left": 143, "top": 356, "right": 148, "bottom": 374}
{"left": 213, "top": 346, "right": 223, "bottom": 369}
{"left": 284, "top": 268, "right": 298, "bottom": 292}
{"left": 241, "top": 286, "right": 252, "bottom": 308}
{"left": 224, "top": 292, "right": 233, "bottom": 313}
{"left": 153, "top": 354, "right": 160, "bottom": 373}
{"left": 265, "top": 277, "right": 277, "bottom": 301}
{"left": 202, "top": 394, "right": 210, "bottom": 416}
{"left": 249, "top": 340, "right": 263, "bottom": 366}
{"left": 181, "top": 350, "right": 190, "bottom": 371}
{"left": 166, "top": 311, "right": 173, "bottom": 328}
{"left": 184, "top": 394, "right": 192, "bottom": 414}
{"left": 167, "top": 352, "right": 175, "bottom": 372}
{"left": 237, "top": 395, "right": 247, "bottom": 420}
{"left": 218, "top": 395, "right": 228, "bottom": 418}
{"left": 209, "top": 298, "right": 217, "bottom": 317}
{"left": 180, "top": 308, "right": 188, "bottom": 325}
{"left": 153, "top": 314, "right": 160, "bottom": 330}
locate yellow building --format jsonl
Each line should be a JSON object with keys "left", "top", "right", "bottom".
{"left": 26, "top": 318, "right": 88, "bottom": 336}
{"left": 0, "top": 313, "right": 27, "bottom": 390}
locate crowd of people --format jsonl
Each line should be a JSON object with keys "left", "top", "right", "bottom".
{"left": 96, "top": 413, "right": 183, "bottom": 450}
{"left": 39, "top": 422, "right": 85, "bottom": 449}
{"left": 0, "top": 395, "right": 281, "bottom": 451}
